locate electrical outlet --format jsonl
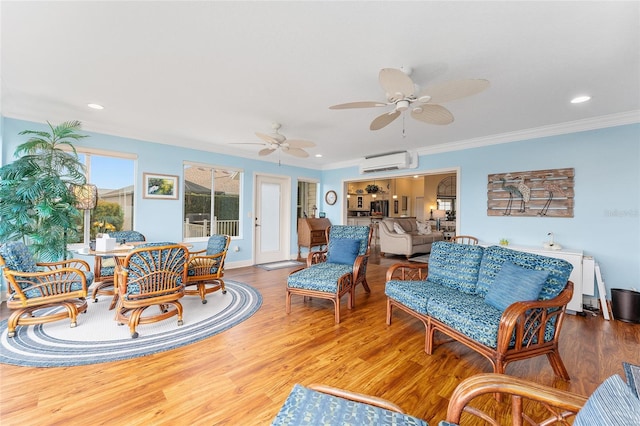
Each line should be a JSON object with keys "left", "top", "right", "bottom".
{"left": 234, "top": 246, "right": 240, "bottom": 252}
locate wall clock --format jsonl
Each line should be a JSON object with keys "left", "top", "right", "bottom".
{"left": 325, "top": 190, "right": 337, "bottom": 205}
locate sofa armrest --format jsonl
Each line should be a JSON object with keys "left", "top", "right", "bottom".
{"left": 445, "top": 373, "right": 587, "bottom": 425}
{"left": 308, "top": 383, "right": 406, "bottom": 413}
{"left": 496, "top": 281, "right": 574, "bottom": 353}
{"left": 386, "top": 262, "right": 429, "bottom": 282}
{"left": 306, "top": 250, "right": 328, "bottom": 267}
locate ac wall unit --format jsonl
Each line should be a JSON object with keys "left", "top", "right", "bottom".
{"left": 359, "top": 151, "right": 410, "bottom": 174}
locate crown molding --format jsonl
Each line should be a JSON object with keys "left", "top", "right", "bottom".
{"left": 323, "top": 111, "right": 639, "bottom": 170}
{"left": 416, "top": 110, "right": 640, "bottom": 156}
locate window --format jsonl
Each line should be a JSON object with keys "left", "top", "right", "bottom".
{"left": 297, "top": 180, "right": 319, "bottom": 218}
{"left": 71, "top": 151, "right": 136, "bottom": 244}
{"left": 183, "top": 163, "right": 242, "bottom": 239}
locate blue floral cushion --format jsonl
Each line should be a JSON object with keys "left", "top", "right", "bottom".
{"left": 327, "top": 238, "right": 360, "bottom": 265}
{"left": 125, "top": 243, "right": 186, "bottom": 295}
{"left": 272, "top": 384, "right": 428, "bottom": 426}
{"left": 386, "top": 279, "right": 461, "bottom": 316}
{"left": 0, "top": 241, "right": 38, "bottom": 273}
{"left": 427, "top": 290, "right": 505, "bottom": 348}
{"left": 484, "top": 261, "right": 549, "bottom": 311}
{"left": 476, "top": 246, "right": 573, "bottom": 300}
{"left": 426, "top": 242, "right": 484, "bottom": 294}
{"left": 328, "top": 225, "right": 370, "bottom": 255}
{"left": 206, "top": 234, "right": 229, "bottom": 255}
{"left": 574, "top": 374, "right": 640, "bottom": 426}
{"left": 287, "top": 263, "right": 353, "bottom": 293}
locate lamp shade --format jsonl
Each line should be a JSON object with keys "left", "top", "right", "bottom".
{"left": 433, "top": 210, "right": 447, "bottom": 219}
{"left": 71, "top": 184, "right": 98, "bottom": 210}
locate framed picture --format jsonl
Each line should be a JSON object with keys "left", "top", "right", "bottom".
{"left": 143, "top": 173, "right": 179, "bottom": 199}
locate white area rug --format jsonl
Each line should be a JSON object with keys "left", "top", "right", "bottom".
{"left": 256, "top": 260, "right": 304, "bottom": 270}
{"left": 0, "top": 280, "right": 261, "bottom": 367}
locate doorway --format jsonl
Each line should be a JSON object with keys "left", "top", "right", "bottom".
{"left": 254, "top": 174, "right": 291, "bottom": 264}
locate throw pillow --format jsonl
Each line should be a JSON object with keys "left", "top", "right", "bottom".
{"left": 393, "top": 222, "right": 406, "bottom": 234}
{"left": 484, "top": 261, "right": 549, "bottom": 311}
{"left": 417, "top": 221, "right": 431, "bottom": 235}
{"left": 574, "top": 374, "right": 640, "bottom": 426}
{"left": 327, "top": 239, "right": 361, "bottom": 265}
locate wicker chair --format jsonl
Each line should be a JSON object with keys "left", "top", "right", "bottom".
{"left": 0, "top": 241, "right": 93, "bottom": 337}
{"left": 114, "top": 243, "right": 188, "bottom": 338}
{"left": 185, "top": 234, "right": 231, "bottom": 304}
{"left": 286, "top": 225, "right": 372, "bottom": 323}
{"left": 273, "top": 373, "right": 597, "bottom": 425}
{"left": 91, "top": 230, "right": 146, "bottom": 308}
{"left": 450, "top": 235, "right": 479, "bottom": 245}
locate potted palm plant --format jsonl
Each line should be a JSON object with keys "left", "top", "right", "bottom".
{"left": 0, "top": 120, "right": 89, "bottom": 261}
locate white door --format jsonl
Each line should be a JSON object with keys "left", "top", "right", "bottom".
{"left": 254, "top": 174, "right": 291, "bottom": 264}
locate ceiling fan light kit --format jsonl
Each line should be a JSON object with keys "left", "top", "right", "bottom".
{"left": 330, "top": 67, "right": 489, "bottom": 130}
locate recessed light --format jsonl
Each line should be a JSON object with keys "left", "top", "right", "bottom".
{"left": 315, "top": 154, "right": 323, "bottom": 158}
{"left": 87, "top": 103, "right": 104, "bottom": 110}
{"left": 570, "top": 96, "right": 591, "bottom": 104}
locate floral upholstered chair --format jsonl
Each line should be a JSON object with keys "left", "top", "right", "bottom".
{"left": 91, "top": 230, "right": 146, "bottom": 308}
{"left": 114, "top": 242, "right": 188, "bottom": 338}
{"left": 0, "top": 241, "right": 93, "bottom": 337}
{"left": 286, "top": 225, "right": 372, "bottom": 323}
{"left": 185, "top": 234, "right": 231, "bottom": 304}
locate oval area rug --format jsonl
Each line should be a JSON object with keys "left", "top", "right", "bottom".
{"left": 0, "top": 280, "right": 261, "bottom": 367}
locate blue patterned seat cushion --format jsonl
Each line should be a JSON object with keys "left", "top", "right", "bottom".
{"left": 272, "top": 384, "right": 428, "bottom": 426}
{"left": 427, "top": 288, "right": 505, "bottom": 348}
{"left": 386, "top": 279, "right": 461, "bottom": 315}
{"left": 573, "top": 374, "right": 640, "bottom": 426}
{"left": 287, "top": 263, "right": 353, "bottom": 292}
{"left": 99, "top": 230, "right": 146, "bottom": 277}
{"left": 476, "top": 246, "right": 573, "bottom": 300}
{"left": 426, "top": 242, "right": 484, "bottom": 294}
{"left": 124, "top": 243, "right": 186, "bottom": 295}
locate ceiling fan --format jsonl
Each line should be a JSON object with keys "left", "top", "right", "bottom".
{"left": 330, "top": 68, "right": 489, "bottom": 130}
{"left": 232, "top": 123, "right": 315, "bottom": 158}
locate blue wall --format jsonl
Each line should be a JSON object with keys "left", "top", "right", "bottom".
{"left": 320, "top": 124, "right": 640, "bottom": 297}
{"left": 2, "top": 117, "right": 639, "bottom": 297}
{"left": 1, "top": 118, "right": 322, "bottom": 266}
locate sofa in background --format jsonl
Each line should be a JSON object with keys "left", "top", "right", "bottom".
{"left": 385, "top": 241, "right": 575, "bottom": 379}
{"left": 379, "top": 217, "right": 445, "bottom": 258}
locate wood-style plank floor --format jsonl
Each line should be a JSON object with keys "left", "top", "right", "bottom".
{"left": 1, "top": 249, "right": 639, "bottom": 425}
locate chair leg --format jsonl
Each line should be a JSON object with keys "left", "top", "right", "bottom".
{"left": 285, "top": 289, "right": 292, "bottom": 314}
{"left": 547, "top": 350, "right": 570, "bottom": 380}
{"left": 386, "top": 299, "right": 393, "bottom": 325}
{"left": 333, "top": 298, "right": 340, "bottom": 324}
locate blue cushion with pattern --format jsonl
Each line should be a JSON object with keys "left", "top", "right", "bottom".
{"left": 326, "top": 238, "right": 360, "bottom": 265}
{"left": 287, "top": 263, "right": 353, "bottom": 292}
{"left": 386, "top": 279, "right": 462, "bottom": 316}
{"left": 272, "top": 384, "right": 428, "bottom": 426}
{"left": 476, "top": 246, "right": 573, "bottom": 300}
{"left": 124, "top": 243, "right": 186, "bottom": 295}
{"left": 99, "top": 231, "right": 146, "bottom": 277}
{"left": 426, "top": 242, "right": 484, "bottom": 294}
{"left": 206, "top": 234, "right": 228, "bottom": 255}
{"left": 484, "top": 261, "right": 549, "bottom": 311}
{"left": 573, "top": 374, "right": 640, "bottom": 426}
{"left": 0, "top": 241, "right": 38, "bottom": 273}
{"left": 328, "top": 225, "right": 370, "bottom": 255}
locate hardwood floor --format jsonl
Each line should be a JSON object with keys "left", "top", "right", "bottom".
{"left": 1, "top": 250, "right": 639, "bottom": 425}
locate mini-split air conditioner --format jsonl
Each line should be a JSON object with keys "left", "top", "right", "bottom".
{"left": 359, "top": 151, "right": 411, "bottom": 174}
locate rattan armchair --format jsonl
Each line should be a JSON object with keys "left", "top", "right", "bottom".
{"left": 450, "top": 235, "right": 479, "bottom": 245}
{"left": 185, "top": 234, "right": 230, "bottom": 303}
{"left": 114, "top": 243, "right": 188, "bottom": 338}
{"left": 287, "top": 225, "right": 373, "bottom": 323}
{"left": 0, "top": 241, "right": 92, "bottom": 337}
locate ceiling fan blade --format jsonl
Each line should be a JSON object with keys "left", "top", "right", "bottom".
{"left": 258, "top": 148, "right": 275, "bottom": 156}
{"left": 255, "top": 132, "right": 280, "bottom": 144}
{"left": 411, "top": 104, "right": 454, "bottom": 125}
{"left": 283, "top": 147, "right": 309, "bottom": 158}
{"left": 286, "top": 139, "right": 315, "bottom": 148}
{"left": 379, "top": 68, "right": 415, "bottom": 101}
{"left": 419, "top": 79, "right": 490, "bottom": 104}
{"left": 370, "top": 110, "right": 401, "bottom": 130}
{"left": 330, "top": 101, "right": 388, "bottom": 109}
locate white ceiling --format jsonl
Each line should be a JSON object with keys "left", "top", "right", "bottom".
{"left": 2, "top": 1, "right": 639, "bottom": 169}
